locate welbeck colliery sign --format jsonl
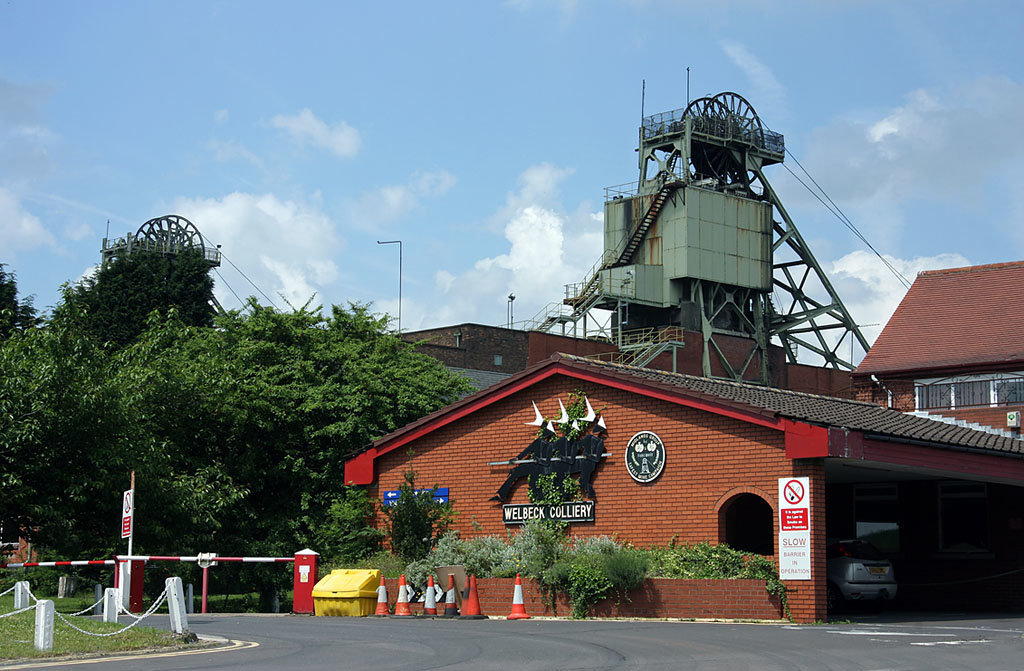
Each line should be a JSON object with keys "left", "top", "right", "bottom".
{"left": 503, "top": 501, "right": 596, "bottom": 524}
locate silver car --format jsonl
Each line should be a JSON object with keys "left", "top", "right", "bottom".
{"left": 826, "top": 539, "right": 897, "bottom": 611}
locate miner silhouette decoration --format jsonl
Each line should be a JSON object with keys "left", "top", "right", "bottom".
{"left": 491, "top": 398, "right": 609, "bottom": 502}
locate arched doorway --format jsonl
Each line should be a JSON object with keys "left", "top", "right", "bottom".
{"left": 720, "top": 493, "right": 774, "bottom": 555}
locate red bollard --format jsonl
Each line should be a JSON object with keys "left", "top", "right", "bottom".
{"left": 292, "top": 549, "right": 319, "bottom": 614}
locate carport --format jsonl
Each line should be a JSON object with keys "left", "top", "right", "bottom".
{"left": 822, "top": 424, "right": 1024, "bottom": 612}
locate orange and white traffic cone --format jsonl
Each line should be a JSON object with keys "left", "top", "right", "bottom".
{"left": 506, "top": 574, "right": 531, "bottom": 620}
{"left": 459, "top": 574, "right": 487, "bottom": 619}
{"left": 423, "top": 575, "right": 438, "bottom": 616}
{"left": 442, "top": 574, "right": 459, "bottom": 618}
{"left": 373, "top": 574, "right": 389, "bottom": 617}
{"left": 392, "top": 574, "right": 414, "bottom": 617}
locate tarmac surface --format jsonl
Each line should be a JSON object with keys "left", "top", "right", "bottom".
{"left": 3, "top": 611, "right": 1023, "bottom": 670}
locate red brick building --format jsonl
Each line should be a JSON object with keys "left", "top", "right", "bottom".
{"left": 345, "top": 353, "right": 1024, "bottom": 622}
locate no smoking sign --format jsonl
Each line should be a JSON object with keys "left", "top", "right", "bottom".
{"left": 783, "top": 479, "right": 804, "bottom": 505}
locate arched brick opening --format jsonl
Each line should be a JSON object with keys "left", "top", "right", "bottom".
{"left": 717, "top": 490, "right": 775, "bottom": 556}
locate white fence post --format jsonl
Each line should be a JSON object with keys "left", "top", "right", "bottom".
{"left": 166, "top": 577, "right": 189, "bottom": 634}
{"left": 118, "top": 561, "right": 131, "bottom": 611}
{"left": 34, "top": 600, "right": 54, "bottom": 652}
{"left": 13, "top": 581, "right": 30, "bottom": 610}
{"left": 103, "top": 588, "right": 119, "bottom": 623}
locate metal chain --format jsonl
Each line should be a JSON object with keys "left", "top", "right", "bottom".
{"left": 117, "top": 601, "right": 144, "bottom": 620}
{"left": 25, "top": 585, "right": 39, "bottom": 603}
{"left": 0, "top": 583, "right": 17, "bottom": 598}
{"left": 54, "top": 588, "right": 168, "bottom": 638}
{"left": 64, "top": 595, "right": 106, "bottom": 617}
{"left": 0, "top": 603, "right": 37, "bottom": 619}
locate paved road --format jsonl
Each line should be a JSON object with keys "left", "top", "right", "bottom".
{"left": 5, "top": 613, "right": 1024, "bottom": 670}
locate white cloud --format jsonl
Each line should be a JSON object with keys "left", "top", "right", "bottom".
{"left": 209, "top": 139, "right": 263, "bottom": 167}
{"left": 171, "top": 192, "right": 342, "bottom": 309}
{"left": 0, "top": 187, "right": 55, "bottom": 254}
{"left": 802, "top": 77, "right": 1024, "bottom": 205}
{"left": 419, "top": 163, "right": 602, "bottom": 330}
{"left": 720, "top": 41, "right": 785, "bottom": 120}
{"left": 214, "top": 109, "right": 229, "bottom": 123}
{"left": 271, "top": 108, "right": 360, "bottom": 158}
{"left": 828, "top": 250, "right": 970, "bottom": 348}
{"left": 347, "top": 170, "right": 457, "bottom": 230}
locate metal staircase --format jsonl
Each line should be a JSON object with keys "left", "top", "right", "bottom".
{"left": 612, "top": 181, "right": 682, "bottom": 268}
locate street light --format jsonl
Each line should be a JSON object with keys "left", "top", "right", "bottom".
{"left": 376, "top": 240, "right": 402, "bottom": 331}
{"left": 507, "top": 293, "right": 515, "bottom": 328}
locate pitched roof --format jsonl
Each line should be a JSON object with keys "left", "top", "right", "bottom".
{"left": 559, "top": 355, "right": 1023, "bottom": 455}
{"left": 855, "top": 261, "right": 1024, "bottom": 376}
{"left": 353, "top": 353, "right": 1023, "bottom": 466}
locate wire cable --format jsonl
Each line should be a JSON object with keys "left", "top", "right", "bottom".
{"left": 213, "top": 268, "right": 246, "bottom": 312}
{"left": 219, "top": 252, "right": 279, "bottom": 309}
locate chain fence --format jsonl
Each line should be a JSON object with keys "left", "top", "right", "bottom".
{"left": 0, "top": 583, "right": 17, "bottom": 598}
{"left": 54, "top": 586, "right": 168, "bottom": 637}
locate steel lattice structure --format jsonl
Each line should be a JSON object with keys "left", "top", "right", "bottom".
{"left": 526, "top": 91, "right": 868, "bottom": 383}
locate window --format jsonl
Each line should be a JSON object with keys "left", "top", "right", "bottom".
{"left": 0, "top": 521, "right": 18, "bottom": 548}
{"left": 916, "top": 383, "right": 951, "bottom": 410}
{"left": 854, "top": 485, "right": 900, "bottom": 553}
{"left": 953, "top": 381, "right": 989, "bottom": 408}
{"left": 938, "top": 482, "right": 988, "bottom": 553}
{"left": 720, "top": 494, "right": 774, "bottom": 556}
{"left": 996, "top": 379, "right": 1024, "bottom": 404}
{"left": 493, "top": 354, "right": 503, "bottom": 367}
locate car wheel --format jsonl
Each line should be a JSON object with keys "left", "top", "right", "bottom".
{"left": 826, "top": 583, "right": 842, "bottom": 614}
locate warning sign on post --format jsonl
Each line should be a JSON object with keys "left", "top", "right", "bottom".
{"left": 778, "top": 477, "right": 811, "bottom": 580}
{"left": 121, "top": 489, "right": 134, "bottom": 540}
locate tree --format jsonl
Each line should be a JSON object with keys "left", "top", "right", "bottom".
{"left": 0, "top": 264, "right": 37, "bottom": 338}
{"left": 62, "top": 250, "right": 215, "bottom": 348}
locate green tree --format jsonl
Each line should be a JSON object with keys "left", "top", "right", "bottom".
{"left": 63, "top": 250, "right": 215, "bottom": 348}
{"left": 0, "top": 264, "right": 37, "bottom": 338}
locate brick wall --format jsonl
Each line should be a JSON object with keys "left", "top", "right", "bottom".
{"left": 381, "top": 576, "right": 783, "bottom": 620}
{"left": 851, "top": 375, "right": 915, "bottom": 410}
{"left": 368, "top": 373, "right": 826, "bottom": 622}
{"left": 927, "top": 406, "right": 1024, "bottom": 434}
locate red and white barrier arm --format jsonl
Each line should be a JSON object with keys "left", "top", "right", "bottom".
{"left": 1, "top": 560, "right": 116, "bottom": 569}
{"left": 116, "top": 555, "right": 293, "bottom": 563}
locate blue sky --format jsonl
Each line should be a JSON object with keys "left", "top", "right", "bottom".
{"left": 2, "top": 1, "right": 1022, "bottom": 352}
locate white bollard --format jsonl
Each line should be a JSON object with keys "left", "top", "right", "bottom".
{"left": 34, "top": 600, "right": 54, "bottom": 652}
{"left": 94, "top": 584, "right": 103, "bottom": 616}
{"left": 186, "top": 583, "right": 194, "bottom": 614}
{"left": 57, "top": 576, "right": 68, "bottom": 599}
{"left": 103, "top": 588, "right": 119, "bottom": 623}
{"left": 118, "top": 561, "right": 131, "bottom": 611}
{"left": 166, "top": 577, "right": 189, "bottom": 635}
{"left": 13, "top": 581, "right": 30, "bottom": 610}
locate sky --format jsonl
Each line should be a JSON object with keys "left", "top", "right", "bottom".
{"left": 2, "top": 1, "right": 1022, "bottom": 361}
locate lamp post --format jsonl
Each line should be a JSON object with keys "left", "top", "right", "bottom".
{"left": 507, "top": 293, "right": 515, "bottom": 329}
{"left": 376, "top": 240, "right": 402, "bottom": 331}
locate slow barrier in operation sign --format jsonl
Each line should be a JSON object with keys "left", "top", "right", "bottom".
{"left": 777, "top": 477, "right": 811, "bottom": 580}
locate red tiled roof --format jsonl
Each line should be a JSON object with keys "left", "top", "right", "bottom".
{"left": 855, "top": 261, "right": 1024, "bottom": 376}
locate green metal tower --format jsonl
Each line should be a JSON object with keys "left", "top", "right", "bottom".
{"left": 526, "top": 92, "right": 868, "bottom": 383}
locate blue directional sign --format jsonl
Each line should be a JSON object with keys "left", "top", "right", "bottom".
{"left": 382, "top": 488, "right": 449, "bottom": 506}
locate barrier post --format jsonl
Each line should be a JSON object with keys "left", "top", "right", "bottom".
{"left": 292, "top": 549, "right": 319, "bottom": 614}
{"left": 93, "top": 584, "right": 103, "bottom": 615}
{"left": 13, "top": 581, "right": 30, "bottom": 610}
{"left": 129, "top": 559, "right": 145, "bottom": 613}
{"left": 34, "top": 600, "right": 54, "bottom": 651}
{"left": 166, "top": 577, "right": 189, "bottom": 634}
{"left": 103, "top": 588, "right": 119, "bottom": 623}
{"left": 186, "top": 583, "right": 194, "bottom": 614}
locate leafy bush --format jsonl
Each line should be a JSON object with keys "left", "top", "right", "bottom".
{"left": 311, "top": 486, "right": 383, "bottom": 563}
{"left": 380, "top": 469, "right": 452, "bottom": 561}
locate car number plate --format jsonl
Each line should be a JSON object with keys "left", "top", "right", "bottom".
{"left": 868, "top": 566, "right": 888, "bottom": 575}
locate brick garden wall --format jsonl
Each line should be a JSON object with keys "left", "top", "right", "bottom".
{"left": 382, "top": 576, "right": 783, "bottom": 620}
{"left": 368, "top": 372, "right": 826, "bottom": 622}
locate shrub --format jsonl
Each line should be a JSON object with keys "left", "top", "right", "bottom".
{"left": 312, "top": 486, "right": 383, "bottom": 563}
{"left": 380, "top": 469, "right": 452, "bottom": 561}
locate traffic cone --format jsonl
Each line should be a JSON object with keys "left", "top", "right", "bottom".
{"left": 391, "top": 574, "right": 414, "bottom": 617}
{"left": 423, "top": 575, "right": 438, "bottom": 616}
{"left": 373, "top": 574, "right": 390, "bottom": 617}
{"left": 506, "top": 574, "right": 531, "bottom": 620}
{"left": 442, "top": 574, "right": 459, "bottom": 618}
{"left": 459, "top": 574, "right": 487, "bottom": 619}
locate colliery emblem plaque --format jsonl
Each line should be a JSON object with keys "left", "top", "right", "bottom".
{"left": 625, "top": 431, "right": 665, "bottom": 483}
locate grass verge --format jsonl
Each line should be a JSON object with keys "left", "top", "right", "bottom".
{"left": 0, "top": 594, "right": 186, "bottom": 660}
